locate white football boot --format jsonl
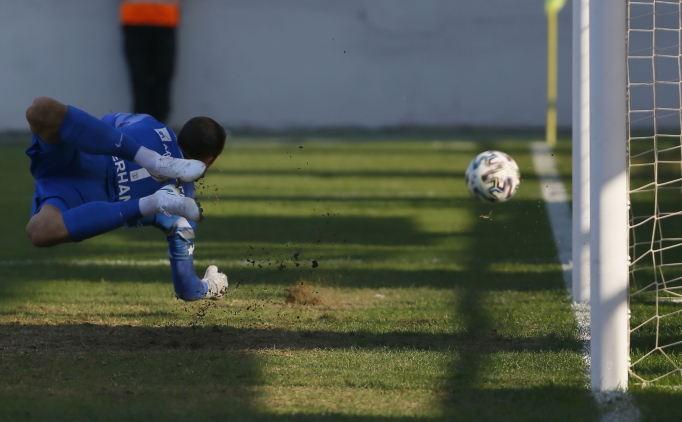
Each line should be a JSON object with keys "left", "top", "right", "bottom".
{"left": 155, "top": 186, "right": 203, "bottom": 222}
{"left": 203, "top": 265, "right": 228, "bottom": 300}
{"left": 148, "top": 156, "right": 207, "bottom": 183}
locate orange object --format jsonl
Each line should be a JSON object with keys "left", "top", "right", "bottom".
{"left": 120, "top": 1, "right": 180, "bottom": 27}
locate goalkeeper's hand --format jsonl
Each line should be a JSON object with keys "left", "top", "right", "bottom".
{"left": 202, "top": 265, "right": 228, "bottom": 300}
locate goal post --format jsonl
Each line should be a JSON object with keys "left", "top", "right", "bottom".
{"left": 589, "top": 0, "right": 629, "bottom": 390}
{"left": 572, "top": 0, "right": 590, "bottom": 303}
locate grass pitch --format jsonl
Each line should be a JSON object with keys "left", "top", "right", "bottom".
{"left": 0, "top": 131, "right": 599, "bottom": 421}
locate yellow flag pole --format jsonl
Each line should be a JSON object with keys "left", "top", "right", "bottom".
{"left": 546, "top": 8, "right": 558, "bottom": 148}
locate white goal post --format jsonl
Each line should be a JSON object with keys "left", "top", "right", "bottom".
{"left": 572, "top": 0, "right": 591, "bottom": 305}
{"left": 587, "top": 0, "right": 629, "bottom": 391}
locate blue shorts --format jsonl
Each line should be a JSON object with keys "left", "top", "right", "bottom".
{"left": 26, "top": 135, "right": 112, "bottom": 216}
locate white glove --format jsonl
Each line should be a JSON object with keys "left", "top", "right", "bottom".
{"left": 202, "top": 265, "right": 228, "bottom": 299}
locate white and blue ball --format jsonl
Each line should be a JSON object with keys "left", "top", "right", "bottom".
{"left": 465, "top": 150, "right": 520, "bottom": 203}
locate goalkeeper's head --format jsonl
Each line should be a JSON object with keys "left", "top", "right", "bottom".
{"left": 177, "top": 116, "right": 227, "bottom": 169}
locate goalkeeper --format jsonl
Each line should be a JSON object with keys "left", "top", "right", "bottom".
{"left": 24, "top": 97, "right": 228, "bottom": 301}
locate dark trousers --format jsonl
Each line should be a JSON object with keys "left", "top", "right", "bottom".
{"left": 123, "top": 25, "right": 176, "bottom": 123}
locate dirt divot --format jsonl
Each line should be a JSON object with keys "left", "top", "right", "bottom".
{"left": 285, "top": 282, "right": 325, "bottom": 306}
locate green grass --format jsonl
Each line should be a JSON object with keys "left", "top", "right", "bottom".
{"left": 0, "top": 132, "right": 598, "bottom": 421}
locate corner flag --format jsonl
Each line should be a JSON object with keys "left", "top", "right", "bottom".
{"left": 545, "top": 0, "right": 567, "bottom": 147}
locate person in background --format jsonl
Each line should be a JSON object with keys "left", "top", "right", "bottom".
{"left": 120, "top": 0, "right": 181, "bottom": 123}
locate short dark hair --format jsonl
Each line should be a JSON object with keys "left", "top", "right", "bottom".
{"left": 177, "top": 117, "right": 226, "bottom": 160}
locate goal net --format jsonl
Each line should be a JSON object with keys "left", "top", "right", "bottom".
{"left": 627, "top": 0, "right": 682, "bottom": 386}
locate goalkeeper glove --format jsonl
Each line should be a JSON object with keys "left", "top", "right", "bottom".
{"left": 203, "top": 265, "right": 228, "bottom": 299}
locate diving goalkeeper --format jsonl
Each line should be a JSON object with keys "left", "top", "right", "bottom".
{"left": 24, "top": 97, "right": 228, "bottom": 301}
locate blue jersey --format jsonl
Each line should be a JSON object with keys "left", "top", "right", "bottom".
{"left": 26, "top": 110, "right": 208, "bottom": 301}
{"left": 102, "top": 113, "right": 193, "bottom": 203}
{"left": 27, "top": 113, "right": 194, "bottom": 216}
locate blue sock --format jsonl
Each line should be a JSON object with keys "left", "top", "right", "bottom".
{"left": 168, "top": 234, "right": 208, "bottom": 301}
{"left": 58, "top": 106, "right": 141, "bottom": 161}
{"left": 62, "top": 199, "right": 142, "bottom": 242}
{"left": 170, "top": 257, "right": 209, "bottom": 301}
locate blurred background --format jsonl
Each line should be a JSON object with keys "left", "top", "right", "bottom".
{"left": 0, "top": 0, "right": 572, "bottom": 132}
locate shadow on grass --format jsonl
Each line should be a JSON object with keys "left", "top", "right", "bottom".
{"left": 0, "top": 324, "right": 579, "bottom": 354}
{"left": 2, "top": 214, "right": 445, "bottom": 263}
{"left": 197, "top": 215, "right": 436, "bottom": 246}
{"left": 0, "top": 322, "right": 593, "bottom": 421}
{"left": 0, "top": 265, "right": 571, "bottom": 292}
{"left": 628, "top": 387, "right": 682, "bottom": 422}
{"left": 2, "top": 196, "right": 561, "bottom": 261}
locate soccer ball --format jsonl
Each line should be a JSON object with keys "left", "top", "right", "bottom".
{"left": 465, "top": 150, "right": 520, "bottom": 203}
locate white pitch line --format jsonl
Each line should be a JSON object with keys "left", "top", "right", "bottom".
{"left": 530, "top": 143, "right": 572, "bottom": 289}
{"left": 531, "top": 142, "right": 640, "bottom": 422}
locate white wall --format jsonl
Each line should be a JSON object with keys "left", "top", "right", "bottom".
{"left": 0, "top": 1, "right": 572, "bottom": 130}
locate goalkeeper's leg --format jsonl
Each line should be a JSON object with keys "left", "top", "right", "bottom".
{"left": 26, "top": 199, "right": 144, "bottom": 247}
{"left": 25, "top": 97, "right": 206, "bottom": 182}
{"left": 26, "top": 189, "right": 201, "bottom": 247}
